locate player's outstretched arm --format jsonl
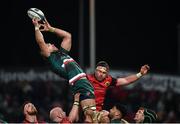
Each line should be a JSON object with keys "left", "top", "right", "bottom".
{"left": 116, "top": 64, "right": 150, "bottom": 86}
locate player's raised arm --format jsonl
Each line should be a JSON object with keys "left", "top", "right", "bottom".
{"left": 41, "top": 19, "right": 72, "bottom": 52}
{"left": 32, "top": 18, "right": 50, "bottom": 57}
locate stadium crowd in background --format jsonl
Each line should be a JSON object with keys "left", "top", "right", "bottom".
{"left": 0, "top": 79, "right": 179, "bottom": 122}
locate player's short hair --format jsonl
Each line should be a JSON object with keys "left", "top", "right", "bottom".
{"left": 107, "top": 102, "right": 127, "bottom": 118}
{"left": 96, "top": 61, "right": 109, "bottom": 71}
{"left": 114, "top": 103, "right": 127, "bottom": 118}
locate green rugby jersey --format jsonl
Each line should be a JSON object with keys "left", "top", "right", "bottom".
{"left": 47, "top": 47, "right": 94, "bottom": 100}
{"left": 47, "top": 47, "right": 70, "bottom": 79}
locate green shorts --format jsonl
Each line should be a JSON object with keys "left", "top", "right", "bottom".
{"left": 72, "top": 78, "right": 95, "bottom": 101}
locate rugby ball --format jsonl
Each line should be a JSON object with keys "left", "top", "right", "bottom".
{"left": 27, "top": 8, "right": 45, "bottom": 21}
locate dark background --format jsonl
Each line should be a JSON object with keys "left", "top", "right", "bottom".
{"left": 1, "top": 0, "right": 180, "bottom": 75}
{"left": 0, "top": 0, "right": 180, "bottom": 123}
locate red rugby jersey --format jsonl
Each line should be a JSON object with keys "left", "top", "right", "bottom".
{"left": 87, "top": 74, "right": 116, "bottom": 111}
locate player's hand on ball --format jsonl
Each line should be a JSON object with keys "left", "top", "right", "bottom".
{"left": 32, "top": 18, "right": 40, "bottom": 28}
{"left": 39, "top": 19, "right": 52, "bottom": 32}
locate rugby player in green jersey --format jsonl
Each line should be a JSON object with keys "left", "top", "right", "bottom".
{"left": 31, "top": 18, "right": 101, "bottom": 123}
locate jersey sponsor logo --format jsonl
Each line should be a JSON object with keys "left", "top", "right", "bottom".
{"left": 105, "top": 81, "right": 110, "bottom": 87}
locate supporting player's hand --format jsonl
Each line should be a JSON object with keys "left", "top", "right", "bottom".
{"left": 140, "top": 64, "right": 150, "bottom": 75}
{"left": 74, "top": 93, "right": 80, "bottom": 102}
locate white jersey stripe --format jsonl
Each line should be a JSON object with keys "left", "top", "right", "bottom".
{"left": 69, "top": 73, "right": 86, "bottom": 85}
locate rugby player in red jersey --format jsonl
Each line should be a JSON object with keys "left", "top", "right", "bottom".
{"left": 22, "top": 102, "right": 46, "bottom": 124}
{"left": 87, "top": 61, "right": 150, "bottom": 111}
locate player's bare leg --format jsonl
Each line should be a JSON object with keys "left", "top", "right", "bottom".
{"left": 81, "top": 99, "right": 102, "bottom": 123}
